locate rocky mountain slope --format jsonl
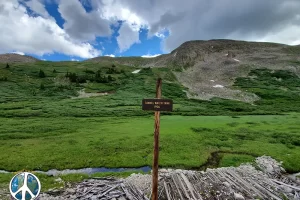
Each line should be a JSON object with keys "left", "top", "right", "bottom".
{"left": 168, "top": 40, "right": 300, "bottom": 102}
{"left": 88, "top": 39, "right": 300, "bottom": 102}
{"left": 0, "top": 53, "right": 39, "bottom": 63}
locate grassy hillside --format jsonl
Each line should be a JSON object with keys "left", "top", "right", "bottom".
{"left": 1, "top": 61, "right": 300, "bottom": 117}
{"left": 1, "top": 44, "right": 300, "bottom": 176}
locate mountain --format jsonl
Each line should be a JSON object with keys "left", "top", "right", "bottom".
{"left": 1, "top": 39, "right": 299, "bottom": 102}
{"left": 0, "top": 53, "right": 39, "bottom": 63}
{"left": 87, "top": 39, "right": 300, "bottom": 102}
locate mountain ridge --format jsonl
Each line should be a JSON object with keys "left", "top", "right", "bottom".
{"left": 1, "top": 39, "right": 300, "bottom": 102}
{"left": 0, "top": 53, "right": 39, "bottom": 63}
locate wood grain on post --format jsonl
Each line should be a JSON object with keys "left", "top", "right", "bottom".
{"left": 152, "top": 78, "right": 162, "bottom": 200}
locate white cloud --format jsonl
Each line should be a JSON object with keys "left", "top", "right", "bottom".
{"left": 25, "top": 0, "right": 51, "bottom": 19}
{"left": 11, "top": 51, "right": 25, "bottom": 55}
{"left": 255, "top": 25, "right": 300, "bottom": 45}
{"left": 71, "top": 58, "right": 80, "bottom": 61}
{"left": 117, "top": 22, "right": 140, "bottom": 52}
{"left": 96, "top": 0, "right": 300, "bottom": 52}
{"left": 0, "top": 1, "right": 101, "bottom": 58}
{"left": 141, "top": 54, "right": 161, "bottom": 58}
{"left": 100, "top": 0, "right": 148, "bottom": 31}
{"left": 58, "top": 0, "right": 112, "bottom": 42}
{"left": 104, "top": 54, "right": 115, "bottom": 57}
{"left": 155, "top": 32, "right": 166, "bottom": 39}
{"left": 3, "top": 0, "right": 300, "bottom": 59}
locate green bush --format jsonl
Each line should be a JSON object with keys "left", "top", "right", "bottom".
{"left": 40, "top": 83, "right": 45, "bottom": 90}
{"left": 0, "top": 76, "right": 8, "bottom": 81}
{"left": 39, "top": 69, "right": 46, "bottom": 78}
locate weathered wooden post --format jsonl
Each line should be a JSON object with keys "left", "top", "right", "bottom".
{"left": 142, "top": 78, "right": 173, "bottom": 200}
{"left": 152, "top": 78, "right": 161, "bottom": 200}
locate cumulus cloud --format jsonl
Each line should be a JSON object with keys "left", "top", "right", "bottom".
{"left": 117, "top": 22, "right": 140, "bottom": 52}
{"left": 25, "top": 0, "right": 51, "bottom": 18}
{"left": 104, "top": 54, "right": 115, "bottom": 57}
{"left": 99, "top": 0, "right": 148, "bottom": 29}
{"left": 95, "top": 0, "right": 300, "bottom": 51}
{"left": 0, "top": 0, "right": 101, "bottom": 58}
{"left": 58, "top": 0, "right": 112, "bottom": 42}
{"left": 141, "top": 54, "right": 161, "bottom": 58}
{"left": 2, "top": 0, "right": 300, "bottom": 58}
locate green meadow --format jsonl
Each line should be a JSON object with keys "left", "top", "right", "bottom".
{"left": 0, "top": 114, "right": 300, "bottom": 172}
{"left": 1, "top": 61, "right": 300, "bottom": 190}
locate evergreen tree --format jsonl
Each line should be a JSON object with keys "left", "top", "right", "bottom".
{"left": 39, "top": 69, "right": 46, "bottom": 78}
{"left": 108, "top": 75, "right": 114, "bottom": 82}
{"left": 40, "top": 83, "right": 45, "bottom": 90}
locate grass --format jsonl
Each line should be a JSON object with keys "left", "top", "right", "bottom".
{"left": 1, "top": 63, "right": 300, "bottom": 118}
{"left": 0, "top": 114, "right": 300, "bottom": 173}
{"left": 219, "top": 154, "right": 255, "bottom": 167}
{"left": 1, "top": 62, "right": 300, "bottom": 191}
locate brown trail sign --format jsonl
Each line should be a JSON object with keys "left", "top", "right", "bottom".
{"left": 142, "top": 99, "right": 173, "bottom": 111}
{"left": 142, "top": 78, "right": 173, "bottom": 200}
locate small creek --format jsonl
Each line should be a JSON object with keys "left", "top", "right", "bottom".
{"left": 1, "top": 151, "right": 298, "bottom": 176}
{"left": 0, "top": 151, "right": 257, "bottom": 176}
{"left": 0, "top": 166, "right": 151, "bottom": 176}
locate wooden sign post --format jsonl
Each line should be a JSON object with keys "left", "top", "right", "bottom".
{"left": 142, "top": 78, "right": 173, "bottom": 200}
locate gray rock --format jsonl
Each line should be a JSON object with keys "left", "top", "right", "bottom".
{"left": 54, "top": 177, "right": 63, "bottom": 182}
{"left": 280, "top": 185, "right": 293, "bottom": 193}
{"left": 160, "top": 169, "right": 168, "bottom": 173}
{"left": 223, "top": 181, "right": 231, "bottom": 188}
{"left": 66, "top": 188, "right": 75, "bottom": 194}
{"left": 234, "top": 193, "right": 245, "bottom": 200}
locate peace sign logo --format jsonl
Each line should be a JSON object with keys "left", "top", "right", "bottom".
{"left": 9, "top": 172, "right": 41, "bottom": 200}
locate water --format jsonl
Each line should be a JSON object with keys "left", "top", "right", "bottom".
{"left": 0, "top": 166, "right": 151, "bottom": 176}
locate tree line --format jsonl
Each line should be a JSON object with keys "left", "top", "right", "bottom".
{"left": 38, "top": 64, "right": 123, "bottom": 84}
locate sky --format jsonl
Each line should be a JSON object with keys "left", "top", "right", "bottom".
{"left": 0, "top": 0, "right": 300, "bottom": 61}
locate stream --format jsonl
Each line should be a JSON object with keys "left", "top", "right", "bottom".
{"left": 0, "top": 151, "right": 259, "bottom": 176}
{"left": 1, "top": 151, "right": 298, "bottom": 177}
{"left": 0, "top": 166, "right": 151, "bottom": 176}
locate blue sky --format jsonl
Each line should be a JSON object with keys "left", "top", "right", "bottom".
{"left": 1, "top": 0, "right": 299, "bottom": 61}
{"left": 36, "top": 26, "right": 166, "bottom": 61}
{"left": 34, "top": 2, "right": 166, "bottom": 61}
{"left": 1, "top": 0, "right": 168, "bottom": 61}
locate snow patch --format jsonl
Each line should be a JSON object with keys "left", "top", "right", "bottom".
{"left": 72, "top": 89, "right": 108, "bottom": 99}
{"left": 210, "top": 80, "right": 215, "bottom": 82}
{"left": 173, "top": 51, "right": 177, "bottom": 57}
{"left": 233, "top": 58, "right": 240, "bottom": 62}
{"left": 132, "top": 69, "right": 141, "bottom": 74}
{"left": 141, "top": 54, "right": 161, "bottom": 58}
{"left": 11, "top": 51, "right": 25, "bottom": 55}
{"left": 213, "top": 84, "right": 224, "bottom": 88}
